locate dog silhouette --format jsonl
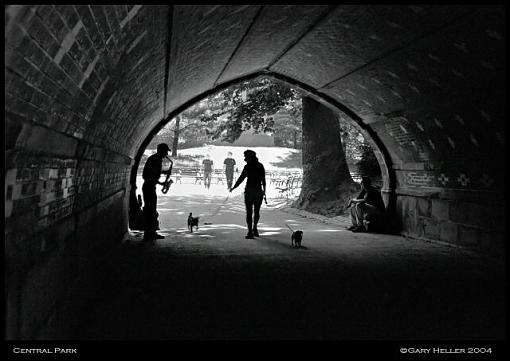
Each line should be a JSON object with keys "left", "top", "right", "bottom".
{"left": 187, "top": 213, "right": 199, "bottom": 233}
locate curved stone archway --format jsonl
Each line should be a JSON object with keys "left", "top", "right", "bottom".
{"left": 130, "top": 71, "right": 397, "bottom": 214}
{"left": 5, "top": 5, "right": 505, "bottom": 338}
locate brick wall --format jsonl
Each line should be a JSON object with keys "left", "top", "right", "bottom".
{"left": 4, "top": 5, "right": 161, "bottom": 339}
{"left": 4, "top": 147, "right": 131, "bottom": 338}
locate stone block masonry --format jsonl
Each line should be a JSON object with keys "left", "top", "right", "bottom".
{"left": 397, "top": 191, "right": 504, "bottom": 256}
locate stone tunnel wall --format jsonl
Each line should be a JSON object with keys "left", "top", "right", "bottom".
{"left": 5, "top": 150, "right": 131, "bottom": 339}
{"left": 4, "top": 5, "right": 164, "bottom": 339}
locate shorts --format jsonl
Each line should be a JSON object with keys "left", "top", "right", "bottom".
{"left": 244, "top": 187, "right": 264, "bottom": 206}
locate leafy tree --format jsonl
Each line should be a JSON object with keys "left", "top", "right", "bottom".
{"left": 338, "top": 117, "right": 381, "bottom": 179}
{"left": 198, "top": 77, "right": 297, "bottom": 142}
{"left": 154, "top": 77, "right": 303, "bottom": 151}
{"left": 273, "top": 97, "right": 302, "bottom": 148}
{"left": 339, "top": 119, "right": 364, "bottom": 165}
{"left": 356, "top": 143, "right": 382, "bottom": 179}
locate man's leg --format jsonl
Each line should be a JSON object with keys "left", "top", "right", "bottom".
{"left": 244, "top": 192, "right": 254, "bottom": 238}
{"left": 350, "top": 206, "right": 361, "bottom": 228}
{"left": 351, "top": 204, "right": 365, "bottom": 230}
{"left": 245, "top": 204, "right": 254, "bottom": 238}
{"left": 253, "top": 195, "right": 263, "bottom": 237}
{"left": 357, "top": 203, "right": 381, "bottom": 232}
{"left": 226, "top": 172, "right": 232, "bottom": 189}
{"left": 142, "top": 183, "right": 158, "bottom": 239}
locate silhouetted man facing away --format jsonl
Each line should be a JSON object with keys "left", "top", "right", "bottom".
{"left": 223, "top": 151, "right": 236, "bottom": 190}
{"left": 202, "top": 155, "right": 213, "bottom": 189}
{"left": 230, "top": 150, "right": 266, "bottom": 239}
{"left": 142, "top": 143, "right": 170, "bottom": 240}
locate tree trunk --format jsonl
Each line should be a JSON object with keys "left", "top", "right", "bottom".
{"left": 172, "top": 115, "right": 180, "bottom": 156}
{"left": 295, "top": 96, "right": 359, "bottom": 216}
{"left": 293, "top": 130, "right": 297, "bottom": 149}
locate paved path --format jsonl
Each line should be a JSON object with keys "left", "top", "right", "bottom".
{"left": 73, "top": 183, "right": 505, "bottom": 340}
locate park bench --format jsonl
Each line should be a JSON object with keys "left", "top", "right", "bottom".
{"left": 212, "top": 169, "right": 224, "bottom": 184}
{"left": 268, "top": 171, "right": 281, "bottom": 185}
{"left": 275, "top": 175, "right": 302, "bottom": 198}
{"left": 170, "top": 167, "right": 228, "bottom": 185}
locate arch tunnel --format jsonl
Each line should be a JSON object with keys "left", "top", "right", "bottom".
{"left": 4, "top": 5, "right": 505, "bottom": 340}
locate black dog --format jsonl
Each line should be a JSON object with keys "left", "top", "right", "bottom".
{"left": 291, "top": 230, "right": 304, "bottom": 248}
{"left": 286, "top": 224, "right": 304, "bottom": 248}
{"left": 188, "top": 213, "right": 199, "bottom": 233}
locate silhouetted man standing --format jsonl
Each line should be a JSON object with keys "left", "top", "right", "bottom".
{"left": 202, "top": 155, "right": 213, "bottom": 189}
{"left": 230, "top": 149, "right": 266, "bottom": 239}
{"left": 223, "top": 151, "right": 236, "bottom": 190}
{"left": 142, "top": 143, "right": 170, "bottom": 240}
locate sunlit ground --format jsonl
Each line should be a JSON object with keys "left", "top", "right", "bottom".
{"left": 135, "top": 175, "right": 301, "bottom": 204}
{"left": 132, "top": 174, "right": 307, "bottom": 239}
{"left": 132, "top": 166, "right": 354, "bottom": 249}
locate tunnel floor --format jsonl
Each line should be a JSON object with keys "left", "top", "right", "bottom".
{"left": 71, "top": 187, "right": 505, "bottom": 340}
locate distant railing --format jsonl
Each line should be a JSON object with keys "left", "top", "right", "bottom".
{"left": 137, "top": 166, "right": 365, "bottom": 187}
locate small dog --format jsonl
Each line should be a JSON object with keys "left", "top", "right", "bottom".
{"left": 286, "top": 224, "right": 304, "bottom": 248}
{"left": 188, "top": 213, "right": 199, "bottom": 233}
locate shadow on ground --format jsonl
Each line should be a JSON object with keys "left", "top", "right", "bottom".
{"left": 71, "top": 227, "right": 505, "bottom": 340}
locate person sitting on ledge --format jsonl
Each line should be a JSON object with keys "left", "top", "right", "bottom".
{"left": 346, "top": 176, "right": 385, "bottom": 233}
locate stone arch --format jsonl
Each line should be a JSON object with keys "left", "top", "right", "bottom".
{"left": 5, "top": 5, "right": 505, "bottom": 339}
{"left": 130, "top": 71, "right": 396, "bottom": 211}
{"left": 5, "top": 4, "right": 504, "bottom": 266}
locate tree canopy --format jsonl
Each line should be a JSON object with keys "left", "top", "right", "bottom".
{"left": 197, "top": 77, "right": 299, "bottom": 142}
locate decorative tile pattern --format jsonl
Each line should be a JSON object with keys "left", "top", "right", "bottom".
{"left": 437, "top": 173, "right": 449, "bottom": 186}
{"left": 457, "top": 173, "right": 470, "bottom": 187}
{"left": 402, "top": 170, "right": 499, "bottom": 190}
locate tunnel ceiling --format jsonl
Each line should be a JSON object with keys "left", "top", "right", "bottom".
{"left": 5, "top": 5, "right": 506, "bottom": 191}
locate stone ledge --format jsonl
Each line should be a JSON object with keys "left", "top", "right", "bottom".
{"left": 396, "top": 187, "right": 502, "bottom": 204}
{"left": 401, "top": 232, "right": 504, "bottom": 262}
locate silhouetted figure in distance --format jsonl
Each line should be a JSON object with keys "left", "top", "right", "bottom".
{"left": 223, "top": 151, "right": 236, "bottom": 190}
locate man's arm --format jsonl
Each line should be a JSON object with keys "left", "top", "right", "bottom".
{"left": 348, "top": 190, "right": 367, "bottom": 206}
{"left": 261, "top": 165, "right": 266, "bottom": 195}
{"left": 161, "top": 160, "right": 172, "bottom": 175}
{"left": 230, "top": 166, "right": 247, "bottom": 191}
{"left": 351, "top": 194, "right": 368, "bottom": 203}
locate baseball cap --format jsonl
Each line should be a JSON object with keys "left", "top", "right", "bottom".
{"left": 157, "top": 143, "right": 170, "bottom": 152}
